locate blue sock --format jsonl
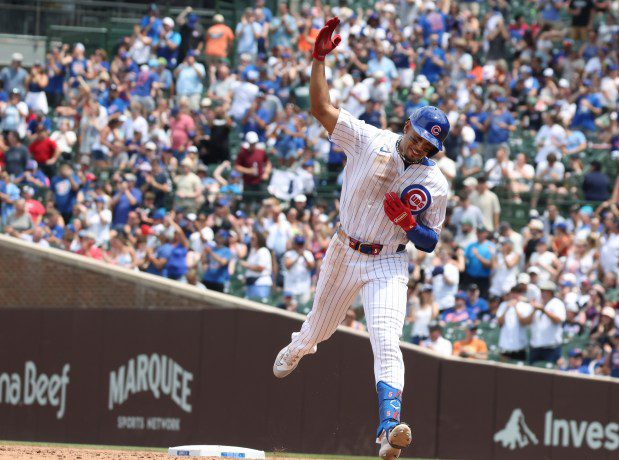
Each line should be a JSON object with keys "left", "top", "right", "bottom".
{"left": 375, "top": 381, "right": 402, "bottom": 441}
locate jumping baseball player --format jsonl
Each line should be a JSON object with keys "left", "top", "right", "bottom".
{"left": 273, "top": 17, "right": 450, "bottom": 460}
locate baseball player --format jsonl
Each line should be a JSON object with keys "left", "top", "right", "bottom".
{"left": 273, "top": 17, "right": 450, "bottom": 460}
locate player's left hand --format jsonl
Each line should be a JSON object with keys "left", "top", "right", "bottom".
{"left": 384, "top": 192, "right": 417, "bottom": 232}
{"left": 312, "top": 17, "right": 341, "bottom": 61}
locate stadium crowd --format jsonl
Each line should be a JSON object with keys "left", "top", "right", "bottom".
{"left": 0, "top": 0, "right": 618, "bottom": 376}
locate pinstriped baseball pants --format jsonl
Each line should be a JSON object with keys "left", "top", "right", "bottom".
{"left": 287, "top": 233, "right": 408, "bottom": 390}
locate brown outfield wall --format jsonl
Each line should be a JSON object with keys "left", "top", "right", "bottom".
{"left": 0, "top": 236, "right": 618, "bottom": 459}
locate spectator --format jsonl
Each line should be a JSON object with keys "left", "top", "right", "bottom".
{"left": 5, "top": 198, "right": 34, "bottom": 236}
{"left": 50, "top": 120, "right": 77, "bottom": 160}
{"left": 531, "top": 153, "right": 567, "bottom": 208}
{"left": 484, "top": 145, "right": 512, "bottom": 189}
{"left": 469, "top": 177, "right": 500, "bottom": 231}
{"left": 277, "top": 291, "right": 298, "bottom": 312}
{"left": 463, "top": 226, "right": 494, "bottom": 298}
{"left": 21, "top": 186, "right": 44, "bottom": 225}
{"left": 442, "top": 293, "right": 472, "bottom": 325}
{"left": 4, "top": 131, "right": 29, "bottom": 176}
{"left": 164, "top": 217, "right": 189, "bottom": 281}
{"left": 24, "top": 61, "right": 48, "bottom": 114}
{"left": 236, "top": 8, "right": 262, "bottom": 57}
{"left": 269, "top": 3, "right": 297, "bottom": 49}
{"left": 430, "top": 248, "right": 460, "bottom": 311}
{"left": 466, "top": 283, "right": 490, "bottom": 320}
{"left": 452, "top": 325, "right": 488, "bottom": 360}
{"left": 0, "top": 53, "right": 27, "bottom": 95}
{"left": 490, "top": 238, "right": 520, "bottom": 297}
{"left": 50, "top": 163, "right": 80, "bottom": 223}
{"left": 524, "top": 280, "right": 567, "bottom": 364}
{"left": 240, "top": 231, "right": 272, "bottom": 302}
{"left": 76, "top": 230, "right": 103, "bottom": 260}
{"left": 282, "top": 235, "right": 315, "bottom": 308}
{"left": 407, "top": 284, "right": 439, "bottom": 345}
{"left": 174, "top": 158, "right": 203, "bottom": 213}
{"left": 342, "top": 307, "right": 366, "bottom": 331}
{"left": 235, "top": 131, "right": 271, "bottom": 204}
{"left": 202, "top": 229, "right": 232, "bottom": 292}
{"left": 582, "top": 160, "right": 611, "bottom": 201}
{"left": 1, "top": 89, "right": 28, "bottom": 137}
{"left": 485, "top": 98, "right": 515, "bottom": 154}
{"left": 174, "top": 51, "right": 206, "bottom": 111}
{"left": 28, "top": 125, "right": 60, "bottom": 177}
{"left": 497, "top": 287, "right": 533, "bottom": 362}
{"left": 204, "top": 14, "right": 235, "bottom": 64}
{"left": 561, "top": 348, "right": 588, "bottom": 374}
{"left": 155, "top": 17, "right": 182, "bottom": 69}
{"left": 111, "top": 173, "right": 141, "bottom": 227}
{"left": 421, "top": 323, "right": 453, "bottom": 357}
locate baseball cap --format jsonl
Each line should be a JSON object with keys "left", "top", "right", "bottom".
{"left": 529, "top": 219, "right": 544, "bottom": 231}
{"left": 294, "top": 194, "right": 307, "bottom": 203}
{"left": 11, "top": 52, "right": 23, "bottom": 61}
{"left": 463, "top": 177, "right": 478, "bottom": 187}
{"left": 543, "top": 68, "right": 554, "bottom": 77}
{"left": 187, "top": 145, "right": 198, "bottom": 153}
{"left": 200, "top": 97, "right": 212, "bottom": 108}
{"left": 124, "top": 173, "right": 137, "bottom": 182}
{"left": 293, "top": 235, "right": 306, "bottom": 245}
{"left": 26, "top": 159, "right": 38, "bottom": 170}
{"left": 568, "top": 348, "right": 583, "bottom": 358}
{"left": 527, "top": 266, "right": 541, "bottom": 276}
{"left": 22, "top": 185, "right": 34, "bottom": 196}
{"left": 467, "top": 284, "right": 479, "bottom": 292}
{"left": 217, "top": 229, "right": 230, "bottom": 239}
{"left": 456, "top": 292, "right": 468, "bottom": 301}
{"left": 245, "top": 131, "right": 259, "bottom": 144}
{"left": 302, "top": 159, "right": 315, "bottom": 168}
{"left": 421, "top": 284, "right": 433, "bottom": 292}
{"left": 539, "top": 280, "right": 557, "bottom": 292}
{"left": 602, "top": 306, "right": 616, "bottom": 319}
{"left": 163, "top": 17, "right": 174, "bottom": 27}
{"left": 213, "top": 13, "right": 224, "bottom": 23}
{"left": 215, "top": 198, "right": 229, "bottom": 207}
{"left": 230, "top": 170, "right": 241, "bottom": 179}
{"left": 517, "top": 273, "right": 530, "bottom": 285}
{"left": 145, "top": 141, "right": 157, "bottom": 151}
{"left": 153, "top": 208, "right": 166, "bottom": 220}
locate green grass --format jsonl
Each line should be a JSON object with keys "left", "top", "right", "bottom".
{"left": 0, "top": 440, "right": 423, "bottom": 459}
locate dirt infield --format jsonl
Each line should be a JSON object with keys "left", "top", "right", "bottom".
{"left": 0, "top": 444, "right": 377, "bottom": 460}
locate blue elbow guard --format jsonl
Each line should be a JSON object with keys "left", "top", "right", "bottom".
{"left": 406, "top": 223, "right": 438, "bottom": 253}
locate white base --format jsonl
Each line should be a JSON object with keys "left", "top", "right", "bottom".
{"left": 168, "top": 445, "right": 266, "bottom": 458}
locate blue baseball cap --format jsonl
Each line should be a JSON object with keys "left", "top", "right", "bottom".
{"left": 302, "top": 159, "right": 315, "bottom": 167}
{"left": 230, "top": 170, "right": 241, "bottom": 179}
{"left": 153, "top": 208, "right": 166, "bottom": 220}
{"left": 293, "top": 235, "right": 306, "bottom": 245}
{"left": 456, "top": 292, "right": 468, "bottom": 300}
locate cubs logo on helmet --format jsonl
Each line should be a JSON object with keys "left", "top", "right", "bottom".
{"left": 431, "top": 125, "right": 441, "bottom": 136}
{"left": 400, "top": 184, "right": 432, "bottom": 215}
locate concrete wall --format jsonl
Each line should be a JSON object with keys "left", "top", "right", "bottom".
{"left": 0, "top": 234, "right": 263, "bottom": 311}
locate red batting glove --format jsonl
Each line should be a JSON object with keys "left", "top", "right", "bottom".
{"left": 384, "top": 192, "right": 417, "bottom": 232}
{"left": 312, "top": 17, "right": 342, "bottom": 61}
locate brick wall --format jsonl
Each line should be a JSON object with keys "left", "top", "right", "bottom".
{"left": 0, "top": 234, "right": 260, "bottom": 311}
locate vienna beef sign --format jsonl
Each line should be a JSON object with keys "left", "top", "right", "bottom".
{"left": 0, "top": 361, "right": 71, "bottom": 419}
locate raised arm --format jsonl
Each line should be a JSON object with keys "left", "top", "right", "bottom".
{"left": 310, "top": 17, "right": 342, "bottom": 135}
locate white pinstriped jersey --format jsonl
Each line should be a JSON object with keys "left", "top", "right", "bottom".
{"left": 330, "top": 108, "right": 449, "bottom": 246}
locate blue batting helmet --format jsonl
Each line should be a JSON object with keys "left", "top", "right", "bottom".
{"left": 408, "top": 106, "right": 450, "bottom": 154}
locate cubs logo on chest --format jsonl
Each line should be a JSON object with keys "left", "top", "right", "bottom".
{"left": 400, "top": 184, "right": 432, "bottom": 215}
